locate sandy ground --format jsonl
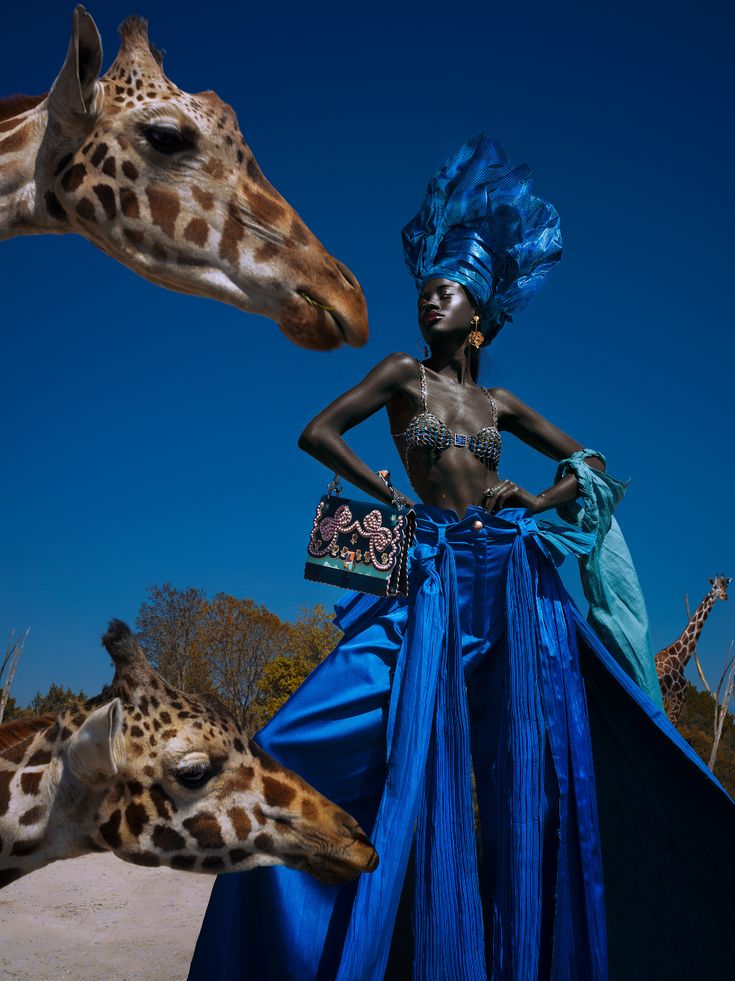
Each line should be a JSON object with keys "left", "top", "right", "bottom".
{"left": 0, "top": 854, "right": 214, "bottom": 981}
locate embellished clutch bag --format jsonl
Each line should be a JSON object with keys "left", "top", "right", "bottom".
{"left": 305, "top": 473, "right": 416, "bottom": 597}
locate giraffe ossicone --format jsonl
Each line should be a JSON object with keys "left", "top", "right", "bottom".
{"left": 0, "top": 5, "right": 368, "bottom": 350}
{"left": 0, "top": 620, "right": 378, "bottom": 890}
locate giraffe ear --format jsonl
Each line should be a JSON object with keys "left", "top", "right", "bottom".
{"left": 66, "top": 699, "right": 125, "bottom": 783}
{"left": 48, "top": 5, "right": 104, "bottom": 130}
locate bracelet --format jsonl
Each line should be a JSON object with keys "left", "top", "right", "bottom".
{"left": 378, "top": 470, "right": 409, "bottom": 509}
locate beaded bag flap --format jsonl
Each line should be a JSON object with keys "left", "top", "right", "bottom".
{"left": 305, "top": 476, "right": 416, "bottom": 598}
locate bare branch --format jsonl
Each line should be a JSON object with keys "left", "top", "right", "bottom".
{"left": 709, "top": 640, "right": 735, "bottom": 771}
{"left": 136, "top": 583, "right": 208, "bottom": 691}
{"left": 693, "top": 650, "right": 711, "bottom": 693}
{"left": 0, "top": 629, "right": 30, "bottom": 725}
{"left": 0, "top": 630, "right": 16, "bottom": 684}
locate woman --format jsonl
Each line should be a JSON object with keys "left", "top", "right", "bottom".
{"left": 190, "top": 137, "right": 734, "bottom": 980}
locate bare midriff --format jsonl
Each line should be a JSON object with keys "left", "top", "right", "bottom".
{"left": 393, "top": 438, "right": 501, "bottom": 517}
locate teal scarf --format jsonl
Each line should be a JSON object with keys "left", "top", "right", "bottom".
{"left": 555, "top": 449, "right": 664, "bottom": 709}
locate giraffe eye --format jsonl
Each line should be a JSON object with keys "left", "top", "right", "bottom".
{"left": 143, "top": 125, "right": 193, "bottom": 155}
{"left": 176, "top": 762, "right": 216, "bottom": 789}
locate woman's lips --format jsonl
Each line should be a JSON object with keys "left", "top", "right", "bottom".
{"left": 424, "top": 312, "right": 443, "bottom": 325}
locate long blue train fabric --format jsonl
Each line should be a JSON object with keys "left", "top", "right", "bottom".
{"left": 190, "top": 495, "right": 735, "bottom": 980}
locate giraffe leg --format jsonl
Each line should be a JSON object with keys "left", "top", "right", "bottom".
{"left": 666, "top": 689, "right": 685, "bottom": 727}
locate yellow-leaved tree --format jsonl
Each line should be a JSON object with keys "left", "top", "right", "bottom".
{"left": 135, "top": 584, "right": 340, "bottom": 734}
{"left": 255, "top": 605, "right": 340, "bottom": 727}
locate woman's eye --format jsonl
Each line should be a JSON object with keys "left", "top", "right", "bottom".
{"left": 176, "top": 763, "right": 215, "bottom": 789}
{"left": 143, "top": 126, "right": 192, "bottom": 155}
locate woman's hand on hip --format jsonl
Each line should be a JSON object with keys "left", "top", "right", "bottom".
{"left": 482, "top": 479, "right": 543, "bottom": 514}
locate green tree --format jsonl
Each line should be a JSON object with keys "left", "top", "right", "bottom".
{"left": 29, "top": 682, "right": 87, "bottom": 716}
{"left": 677, "top": 682, "right": 735, "bottom": 796}
{"left": 1, "top": 695, "right": 30, "bottom": 723}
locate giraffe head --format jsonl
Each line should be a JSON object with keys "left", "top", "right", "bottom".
{"left": 90, "top": 620, "right": 377, "bottom": 881}
{"left": 708, "top": 575, "right": 731, "bottom": 602}
{"left": 23, "top": 6, "right": 367, "bottom": 349}
{"left": 0, "top": 620, "right": 377, "bottom": 887}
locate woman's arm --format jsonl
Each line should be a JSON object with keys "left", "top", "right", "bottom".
{"left": 298, "top": 352, "right": 416, "bottom": 505}
{"left": 491, "top": 387, "right": 605, "bottom": 514}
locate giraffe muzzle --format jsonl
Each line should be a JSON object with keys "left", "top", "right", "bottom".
{"left": 286, "top": 264, "right": 368, "bottom": 350}
{"left": 295, "top": 838, "right": 379, "bottom": 886}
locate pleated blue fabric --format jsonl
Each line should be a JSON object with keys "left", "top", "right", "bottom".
{"left": 190, "top": 488, "right": 735, "bottom": 980}
{"left": 337, "top": 530, "right": 486, "bottom": 981}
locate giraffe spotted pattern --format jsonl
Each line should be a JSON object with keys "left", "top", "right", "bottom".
{"left": 0, "top": 621, "right": 377, "bottom": 890}
{"left": 655, "top": 574, "right": 731, "bottom": 724}
{"left": 0, "top": 8, "right": 367, "bottom": 350}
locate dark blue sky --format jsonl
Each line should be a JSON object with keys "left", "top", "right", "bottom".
{"left": 2, "top": 1, "right": 733, "bottom": 705}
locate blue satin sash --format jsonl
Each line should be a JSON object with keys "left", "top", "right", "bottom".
{"left": 337, "top": 517, "right": 488, "bottom": 980}
{"left": 341, "top": 506, "right": 605, "bottom": 981}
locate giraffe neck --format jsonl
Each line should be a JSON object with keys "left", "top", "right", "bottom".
{"left": 676, "top": 591, "right": 718, "bottom": 668}
{"left": 0, "top": 98, "right": 70, "bottom": 240}
{"left": 0, "top": 715, "right": 107, "bottom": 887}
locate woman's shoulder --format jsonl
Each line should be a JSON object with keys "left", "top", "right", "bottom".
{"left": 366, "top": 351, "right": 420, "bottom": 388}
{"left": 483, "top": 384, "right": 513, "bottom": 399}
{"left": 483, "top": 384, "right": 515, "bottom": 408}
{"left": 381, "top": 351, "right": 420, "bottom": 373}
{"left": 482, "top": 386, "right": 526, "bottom": 426}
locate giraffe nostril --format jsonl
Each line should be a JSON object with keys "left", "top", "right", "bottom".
{"left": 333, "top": 259, "right": 358, "bottom": 291}
{"left": 337, "top": 813, "right": 370, "bottom": 844}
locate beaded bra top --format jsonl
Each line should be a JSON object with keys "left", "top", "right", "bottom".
{"left": 393, "top": 361, "right": 502, "bottom": 485}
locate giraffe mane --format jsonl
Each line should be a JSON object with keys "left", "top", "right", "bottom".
{"left": 0, "top": 93, "right": 48, "bottom": 124}
{"left": 0, "top": 715, "right": 56, "bottom": 752}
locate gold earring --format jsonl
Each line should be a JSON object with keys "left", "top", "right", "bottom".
{"left": 468, "top": 315, "right": 483, "bottom": 349}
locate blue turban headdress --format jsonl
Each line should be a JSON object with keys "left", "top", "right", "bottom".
{"left": 401, "top": 134, "right": 562, "bottom": 344}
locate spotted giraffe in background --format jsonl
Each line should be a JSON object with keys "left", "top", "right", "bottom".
{"left": 655, "top": 575, "right": 731, "bottom": 725}
{"left": 0, "top": 6, "right": 367, "bottom": 350}
{"left": 0, "top": 620, "right": 378, "bottom": 890}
